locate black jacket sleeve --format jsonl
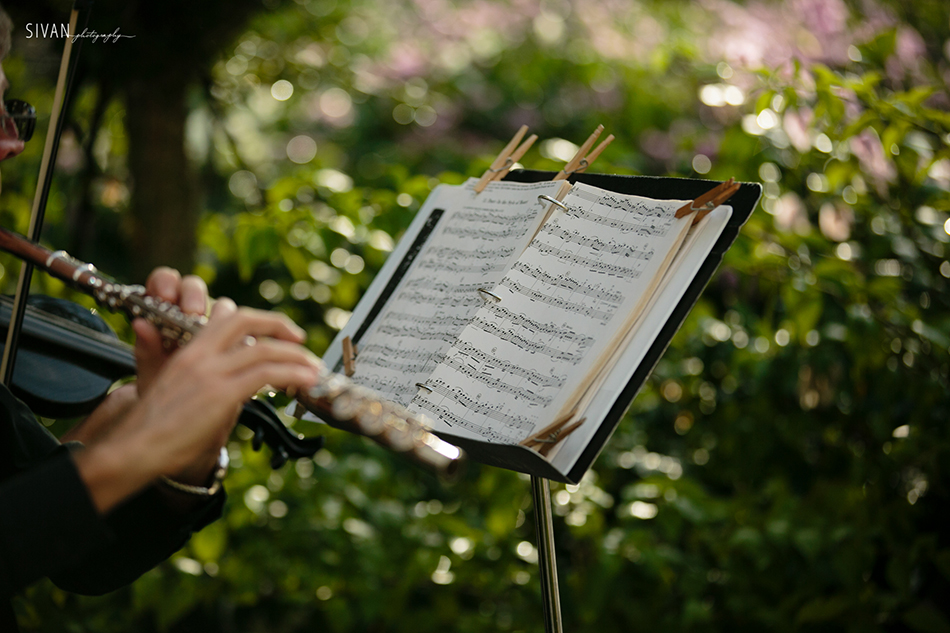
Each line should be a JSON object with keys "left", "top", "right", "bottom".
{"left": 0, "top": 448, "right": 113, "bottom": 598}
{"left": 0, "top": 385, "right": 224, "bottom": 600}
{"left": 50, "top": 475, "right": 225, "bottom": 595}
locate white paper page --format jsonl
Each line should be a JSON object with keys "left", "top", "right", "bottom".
{"left": 292, "top": 184, "right": 450, "bottom": 423}
{"left": 412, "top": 183, "right": 692, "bottom": 444}
{"left": 547, "top": 205, "right": 733, "bottom": 472}
{"left": 349, "top": 178, "right": 568, "bottom": 406}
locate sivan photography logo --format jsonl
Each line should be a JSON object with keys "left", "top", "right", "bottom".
{"left": 24, "top": 22, "right": 135, "bottom": 43}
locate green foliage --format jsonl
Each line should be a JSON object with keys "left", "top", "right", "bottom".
{"left": 3, "top": 0, "right": 950, "bottom": 631}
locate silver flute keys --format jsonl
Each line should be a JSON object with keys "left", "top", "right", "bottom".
{"left": 86, "top": 280, "right": 463, "bottom": 476}
{"left": 89, "top": 282, "right": 207, "bottom": 346}
{"left": 6, "top": 230, "right": 463, "bottom": 475}
{"left": 298, "top": 369, "right": 463, "bottom": 476}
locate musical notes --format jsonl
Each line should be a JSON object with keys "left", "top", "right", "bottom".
{"left": 396, "top": 281, "right": 484, "bottom": 310}
{"left": 450, "top": 340, "right": 567, "bottom": 389}
{"left": 347, "top": 179, "right": 568, "bottom": 406}
{"left": 443, "top": 224, "right": 530, "bottom": 240}
{"left": 498, "top": 277, "right": 616, "bottom": 323}
{"left": 375, "top": 312, "right": 471, "bottom": 343}
{"left": 410, "top": 399, "right": 530, "bottom": 444}
{"left": 439, "top": 352, "right": 554, "bottom": 406}
{"left": 509, "top": 262, "right": 624, "bottom": 304}
{"left": 420, "top": 246, "right": 517, "bottom": 262}
{"left": 357, "top": 343, "right": 445, "bottom": 373}
{"left": 538, "top": 223, "right": 655, "bottom": 260}
{"left": 413, "top": 183, "right": 692, "bottom": 445}
{"left": 562, "top": 195, "right": 677, "bottom": 237}
{"left": 469, "top": 314, "right": 592, "bottom": 364}
{"left": 531, "top": 242, "right": 647, "bottom": 279}
{"left": 454, "top": 209, "right": 543, "bottom": 224}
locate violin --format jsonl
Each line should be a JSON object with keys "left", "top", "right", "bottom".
{"left": 0, "top": 226, "right": 463, "bottom": 476}
{"left": 0, "top": 292, "right": 324, "bottom": 469}
{"left": 0, "top": 293, "right": 134, "bottom": 418}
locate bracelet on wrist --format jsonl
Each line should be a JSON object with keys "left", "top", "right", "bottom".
{"left": 159, "top": 447, "right": 229, "bottom": 497}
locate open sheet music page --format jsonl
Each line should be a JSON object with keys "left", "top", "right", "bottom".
{"left": 547, "top": 204, "right": 733, "bottom": 472}
{"left": 349, "top": 178, "right": 568, "bottom": 406}
{"left": 411, "top": 183, "right": 692, "bottom": 445}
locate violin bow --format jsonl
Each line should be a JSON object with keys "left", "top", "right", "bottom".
{"left": 1, "top": 0, "right": 95, "bottom": 385}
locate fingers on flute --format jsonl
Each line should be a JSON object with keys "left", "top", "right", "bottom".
{"left": 145, "top": 267, "right": 183, "bottom": 304}
{"left": 225, "top": 340, "right": 323, "bottom": 394}
{"left": 145, "top": 268, "right": 209, "bottom": 315}
{"left": 132, "top": 317, "right": 165, "bottom": 359}
{"left": 209, "top": 297, "right": 237, "bottom": 320}
{"left": 206, "top": 306, "right": 307, "bottom": 350}
{"left": 234, "top": 363, "right": 323, "bottom": 397}
{"left": 179, "top": 275, "right": 209, "bottom": 315}
{"left": 226, "top": 339, "right": 322, "bottom": 374}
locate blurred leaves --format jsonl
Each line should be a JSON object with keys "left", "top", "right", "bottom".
{"left": 3, "top": 0, "right": 950, "bottom": 631}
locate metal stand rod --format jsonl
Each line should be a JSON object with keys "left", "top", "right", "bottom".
{"left": 531, "top": 475, "right": 562, "bottom": 633}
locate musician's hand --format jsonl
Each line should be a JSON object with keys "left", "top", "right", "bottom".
{"left": 133, "top": 267, "right": 210, "bottom": 396}
{"left": 126, "top": 267, "right": 221, "bottom": 495}
{"left": 65, "top": 267, "right": 202, "bottom": 450}
{"left": 60, "top": 384, "right": 138, "bottom": 446}
{"left": 75, "top": 302, "right": 324, "bottom": 514}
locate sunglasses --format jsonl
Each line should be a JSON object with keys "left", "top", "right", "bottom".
{"left": 1, "top": 99, "right": 36, "bottom": 143}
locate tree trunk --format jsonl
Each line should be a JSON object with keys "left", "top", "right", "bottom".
{"left": 124, "top": 74, "right": 197, "bottom": 280}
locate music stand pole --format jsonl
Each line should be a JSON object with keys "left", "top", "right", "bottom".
{"left": 531, "top": 475, "right": 563, "bottom": 633}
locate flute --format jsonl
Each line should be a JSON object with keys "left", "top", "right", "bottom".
{"left": 0, "top": 226, "right": 464, "bottom": 476}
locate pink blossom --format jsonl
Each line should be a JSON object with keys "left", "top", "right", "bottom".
{"left": 701, "top": 0, "right": 888, "bottom": 72}
{"left": 850, "top": 129, "right": 896, "bottom": 193}
{"left": 641, "top": 129, "right": 674, "bottom": 161}
{"left": 886, "top": 26, "right": 927, "bottom": 83}
{"left": 386, "top": 43, "right": 429, "bottom": 80}
{"left": 783, "top": 108, "right": 813, "bottom": 153}
{"left": 818, "top": 202, "right": 853, "bottom": 241}
{"left": 791, "top": 0, "right": 849, "bottom": 40}
{"left": 773, "top": 192, "right": 811, "bottom": 234}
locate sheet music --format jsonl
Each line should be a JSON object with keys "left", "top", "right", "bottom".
{"left": 548, "top": 204, "right": 733, "bottom": 472}
{"left": 350, "top": 178, "right": 568, "bottom": 405}
{"left": 412, "top": 182, "right": 692, "bottom": 444}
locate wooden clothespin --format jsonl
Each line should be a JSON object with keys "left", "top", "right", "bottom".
{"left": 553, "top": 125, "right": 615, "bottom": 181}
{"left": 474, "top": 125, "right": 538, "bottom": 193}
{"left": 342, "top": 335, "right": 358, "bottom": 377}
{"left": 521, "top": 411, "right": 586, "bottom": 457}
{"left": 574, "top": 134, "right": 614, "bottom": 175}
{"left": 495, "top": 133, "right": 538, "bottom": 181}
{"left": 675, "top": 178, "right": 741, "bottom": 225}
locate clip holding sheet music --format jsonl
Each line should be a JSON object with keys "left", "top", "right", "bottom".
{"left": 477, "top": 288, "right": 502, "bottom": 303}
{"left": 317, "top": 165, "right": 760, "bottom": 484}
{"left": 496, "top": 133, "right": 537, "bottom": 181}
{"left": 675, "top": 178, "right": 741, "bottom": 225}
{"left": 554, "top": 125, "right": 615, "bottom": 181}
{"left": 522, "top": 414, "right": 586, "bottom": 457}
{"left": 537, "top": 194, "right": 567, "bottom": 212}
{"left": 474, "top": 125, "right": 538, "bottom": 193}
{"left": 342, "top": 336, "right": 358, "bottom": 377}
